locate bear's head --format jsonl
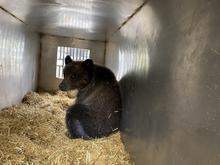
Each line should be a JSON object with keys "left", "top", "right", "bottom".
{"left": 59, "top": 56, "right": 93, "bottom": 91}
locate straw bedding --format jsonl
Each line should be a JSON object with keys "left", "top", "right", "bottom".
{"left": 0, "top": 91, "right": 132, "bottom": 165}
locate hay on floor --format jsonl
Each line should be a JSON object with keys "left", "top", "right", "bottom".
{"left": 0, "top": 91, "right": 132, "bottom": 165}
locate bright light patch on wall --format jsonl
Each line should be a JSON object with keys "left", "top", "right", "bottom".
{"left": 57, "top": 7, "right": 94, "bottom": 32}
{"left": 116, "top": 4, "right": 161, "bottom": 81}
{"left": 56, "top": 46, "right": 90, "bottom": 79}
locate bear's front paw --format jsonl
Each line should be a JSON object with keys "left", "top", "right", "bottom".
{"left": 65, "top": 131, "right": 92, "bottom": 140}
{"left": 82, "top": 135, "right": 92, "bottom": 140}
{"left": 65, "top": 131, "right": 74, "bottom": 139}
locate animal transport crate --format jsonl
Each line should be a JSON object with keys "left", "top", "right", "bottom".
{"left": 0, "top": 0, "right": 220, "bottom": 165}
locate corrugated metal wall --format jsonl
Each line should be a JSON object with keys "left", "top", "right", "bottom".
{"left": 0, "top": 9, "right": 40, "bottom": 110}
{"left": 39, "top": 35, "right": 105, "bottom": 91}
{"left": 106, "top": 0, "right": 220, "bottom": 164}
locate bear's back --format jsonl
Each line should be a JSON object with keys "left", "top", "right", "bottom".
{"left": 76, "top": 64, "right": 120, "bottom": 104}
{"left": 74, "top": 64, "right": 121, "bottom": 137}
{"left": 93, "top": 65, "right": 117, "bottom": 83}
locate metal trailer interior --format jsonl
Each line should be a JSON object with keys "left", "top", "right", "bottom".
{"left": 0, "top": 0, "right": 220, "bottom": 164}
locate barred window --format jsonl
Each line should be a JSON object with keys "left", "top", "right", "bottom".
{"left": 56, "top": 46, "right": 90, "bottom": 79}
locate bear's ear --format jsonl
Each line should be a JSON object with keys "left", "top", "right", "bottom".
{"left": 82, "top": 59, "right": 93, "bottom": 70}
{"left": 65, "top": 55, "right": 72, "bottom": 65}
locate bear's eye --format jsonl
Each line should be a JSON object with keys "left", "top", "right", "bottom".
{"left": 71, "top": 74, "right": 79, "bottom": 79}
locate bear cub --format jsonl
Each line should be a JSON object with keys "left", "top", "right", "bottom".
{"left": 59, "top": 56, "right": 121, "bottom": 139}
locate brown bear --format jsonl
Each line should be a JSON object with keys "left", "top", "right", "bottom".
{"left": 59, "top": 56, "right": 121, "bottom": 139}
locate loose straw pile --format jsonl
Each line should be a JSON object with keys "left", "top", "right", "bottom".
{"left": 0, "top": 91, "right": 132, "bottom": 165}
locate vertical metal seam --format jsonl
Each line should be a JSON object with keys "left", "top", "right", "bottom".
{"left": 36, "top": 34, "right": 43, "bottom": 91}
{"left": 103, "top": 39, "right": 107, "bottom": 66}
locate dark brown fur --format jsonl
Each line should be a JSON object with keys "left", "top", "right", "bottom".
{"left": 59, "top": 56, "right": 121, "bottom": 139}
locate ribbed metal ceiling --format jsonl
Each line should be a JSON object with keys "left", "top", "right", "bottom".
{"left": 0, "top": 0, "right": 146, "bottom": 41}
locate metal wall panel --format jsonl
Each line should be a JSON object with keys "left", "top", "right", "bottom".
{"left": 106, "top": 0, "right": 220, "bottom": 164}
{"left": 39, "top": 35, "right": 105, "bottom": 91}
{"left": 0, "top": 9, "right": 40, "bottom": 110}
{"left": 0, "top": 0, "right": 146, "bottom": 41}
